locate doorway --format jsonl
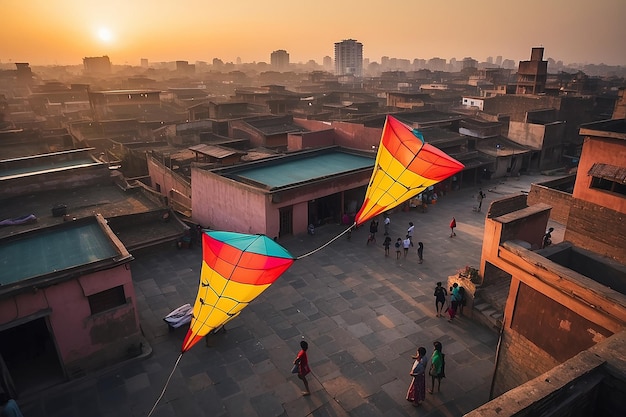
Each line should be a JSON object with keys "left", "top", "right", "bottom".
{"left": 0, "top": 317, "right": 65, "bottom": 397}
{"left": 279, "top": 206, "right": 293, "bottom": 237}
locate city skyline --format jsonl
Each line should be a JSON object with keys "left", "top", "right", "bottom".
{"left": 2, "top": 0, "right": 626, "bottom": 67}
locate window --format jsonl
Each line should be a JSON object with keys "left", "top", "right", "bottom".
{"left": 88, "top": 286, "right": 126, "bottom": 314}
{"left": 588, "top": 163, "right": 626, "bottom": 197}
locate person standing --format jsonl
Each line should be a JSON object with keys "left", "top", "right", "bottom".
{"left": 449, "top": 217, "right": 457, "bottom": 237}
{"left": 383, "top": 236, "right": 392, "bottom": 257}
{"left": 0, "top": 393, "right": 23, "bottom": 417}
{"left": 403, "top": 235, "right": 411, "bottom": 258}
{"left": 383, "top": 214, "right": 390, "bottom": 236}
{"left": 406, "top": 346, "right": 427, "bottom": 407}
{"left": 293, "top": 340, "right": 311, "bottom": 396}
{"left": 428, "top": 341, "right": 445, "bottom": 394}
{"left": 367, "top": 219, "right": 379, "bottom": 245}
{"left": 477, "top": 189, "right": 486, "bottom": 211}
{"left": 407, "top": 222, "right": 415, "bottom": 246}
{"left": 542, "top": 227, "right": 554, "bottom": 248}
{"left": 448, "top": 283, "right": 460, "bottom": 322}
{"left": 417, "top": 242, "right": 424, "bottom": 264}
{"left": 395, "top": 238, "right": 402, "bottom": 260}
{"left": 433, "top": 282, "right": 447, "bottom": 317}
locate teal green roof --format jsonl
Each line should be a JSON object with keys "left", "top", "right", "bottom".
{"left": 234, "top": 152, "right": 374, "bottom": 189}
{"left": 0, "top": 222, "right": 119, "bottom": 285}
{"left": 0, "top": 158, "right": 100, "bottom": 180}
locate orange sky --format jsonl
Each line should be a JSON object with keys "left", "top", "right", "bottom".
{"left": 2, "top": 0, "right": 626, "bottom": 66}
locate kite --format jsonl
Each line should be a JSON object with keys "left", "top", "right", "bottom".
{"left": 150, "top": 115, "right": 463, "bottom": 414}
{"left": 148, "top": 231, "right": 294, "bottom": 416}
{"left": 354, "top": 115, "right": 465, "bottom": 226}
{"left": 182, "top": 230, "right": 295, "bottom": 352}
{"left": 297, "top": 114, "right": 464, "bottom": 259}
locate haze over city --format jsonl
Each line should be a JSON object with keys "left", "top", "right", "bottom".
{"left": 3, "top": 0, "right": 626, "bottom": 67}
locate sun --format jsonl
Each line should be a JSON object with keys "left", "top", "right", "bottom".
{"left": 97, "top": 27, "right": 114, "bottom": 43}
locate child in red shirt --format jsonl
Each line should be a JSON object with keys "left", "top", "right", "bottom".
{"left": 294, "top": 340, "right": 311, "bottom": 395}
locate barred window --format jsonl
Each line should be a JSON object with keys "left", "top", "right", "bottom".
{"left": 88, "top": 286, "right": 126, "bottom": 314}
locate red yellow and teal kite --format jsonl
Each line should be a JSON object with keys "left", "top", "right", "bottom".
{"left": 181, "top": 230, "right": 295, "bottom": 352}
{"left": 354, "top": 115, "right": 464, "bottom": 226}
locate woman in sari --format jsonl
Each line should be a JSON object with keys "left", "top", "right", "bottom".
{"left": 406, "top": 346, "right": 427, "bottom": 407}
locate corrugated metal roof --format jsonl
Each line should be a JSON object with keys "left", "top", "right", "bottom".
{"left": 588, "top": 163, "right": 626, "bottom": 183}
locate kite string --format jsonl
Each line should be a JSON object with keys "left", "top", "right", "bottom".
{"left": 296, "top": 223, "right": 355, "bottom": 259}
{"left": 147, "top": 352, "right": 183, "bottom": 417}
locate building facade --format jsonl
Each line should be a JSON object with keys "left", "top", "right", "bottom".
{"left": 0, "top": 215, "right": 142, "bottom": 398}
{"left": 270, "top": 50, "right": 290, "bottom": 71}
{"left": 191, "top": 147, "right": 373, "bottom": 238}
{"left": 516, "top": 47, "right": 548, "bottom": 95}
{"left": 334, "top": 39, "right": 363, "bottom": 77}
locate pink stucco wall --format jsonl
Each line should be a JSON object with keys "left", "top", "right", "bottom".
{"left": 192, "top": 165, "right": 371, "bottom": 238}
{"left": 147, "top": 157, "right": 191, "bottom": 199}
{"left": 192, "top": 167, "right": 269, "bottom": 234}
{"left": 0, "top": 264, "right": 139, "bottom": 368}
{"left": 287, "top": 129, "right": 335, "bottom": 151}
{"left": 294, "top": 118, "right": 382, "bottom": 151}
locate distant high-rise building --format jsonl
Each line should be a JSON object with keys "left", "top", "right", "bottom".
{"left": 462, "top": 57, "right": 478, "bottom": 69}
{"left": 496, "top": 55, "right": 503, "bottom": 66}
{"left": 323, "top": 56, "right": 332, "bottom": 71}
{"left": 15, "top": 63, "right": 33, "bottom": 85}
{"left": 427, "top": 57, "right": 446, "bottom": 72}
{"left": 516, "top": 47, "right": 547, "bottom": 94}
{"left": 270, "top": 50, "right": 290, "bottom": 71}
{"left": 140, "top": 58, "right": 148, "bottom": 68}
{"left": 487, "top": 56, "right": 494, "bottom": 64}
{"left": 83, "top": 56, "right": 111, "bottom": 74}
{"left": 176, "top": 60, "right": 195, "bottom": 75}
{"left": 502, "top": 59, "right": 516, "bottom": 70}
{"left": 334, "top": 39, "right": 363, "bottom": 77}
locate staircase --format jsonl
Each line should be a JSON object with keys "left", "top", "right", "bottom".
{"left": 470, "top": 278, "right": 511, "bottom": 332}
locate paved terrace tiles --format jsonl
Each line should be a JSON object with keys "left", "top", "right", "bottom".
{"left": 20, "top": 174, "right": 560, "bottom": 417}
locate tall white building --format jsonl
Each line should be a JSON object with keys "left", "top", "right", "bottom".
{"left": 334, "top": 39, "right": 363, "bottom": 77}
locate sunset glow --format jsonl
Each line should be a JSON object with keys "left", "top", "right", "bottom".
{"left": 97, "top": 27, "right": 114, "bottom": 44}
{"left": 1, "top": 0, "right": 625, "bottom": 66}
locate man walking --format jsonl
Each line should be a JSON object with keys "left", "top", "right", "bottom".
{"left": 384, "top": 214, "right": 390, "bottom": 236}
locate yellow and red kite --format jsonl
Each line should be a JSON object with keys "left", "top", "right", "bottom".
{"left": 181, "top": 231, "right": 295, "bottom": 352}
{"left": 354, "top": 115, "right": 464, "bottom": 225}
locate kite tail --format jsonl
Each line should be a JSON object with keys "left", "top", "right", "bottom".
{"left": 147, "top": 352, "right": 184, "bottom": 417}
{"left": 296, "top": 223, "right": 355, "bottom": 259}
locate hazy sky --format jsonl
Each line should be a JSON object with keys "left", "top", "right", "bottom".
{"left": 2, "top": 0, "right": 626, "bottom": 67}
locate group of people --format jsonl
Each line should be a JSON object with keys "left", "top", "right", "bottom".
{"left": 434, "top": 281, "right": 466, "bottom": 322}
{"left": 406, "top": 341, "right": 445, "bottom": 407}
{"left": 292, "top": 338, "right": 447, "bottom": 408}
{"left": 289, "top": 257, "right": 466, "bottom": 404}
{"left": 369, "top": 214, "right": 461, "bottom": 259}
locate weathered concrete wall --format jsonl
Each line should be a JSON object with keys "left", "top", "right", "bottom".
{"left": 466, "top": 331, "right": 626, "bottom": 417}
{"left": 487, "top": 243, "right": 626, "bottom": 397}
{"left": 564, "top": 198, "right": 626, "bottom": 264}
{"left": 294, "top": 118, "right": 382, "bottom": 151}
{"left": 0, "top": 264, "right": 141, "bottom": 379}
{"left": 527, "top": 182, "right": 572, "bottom": 225}
{"left": 508, "top": 121, "right": 545, "bottom": 149}
{"left": 287, "top": 129, "right": 335, "bottom": 151}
